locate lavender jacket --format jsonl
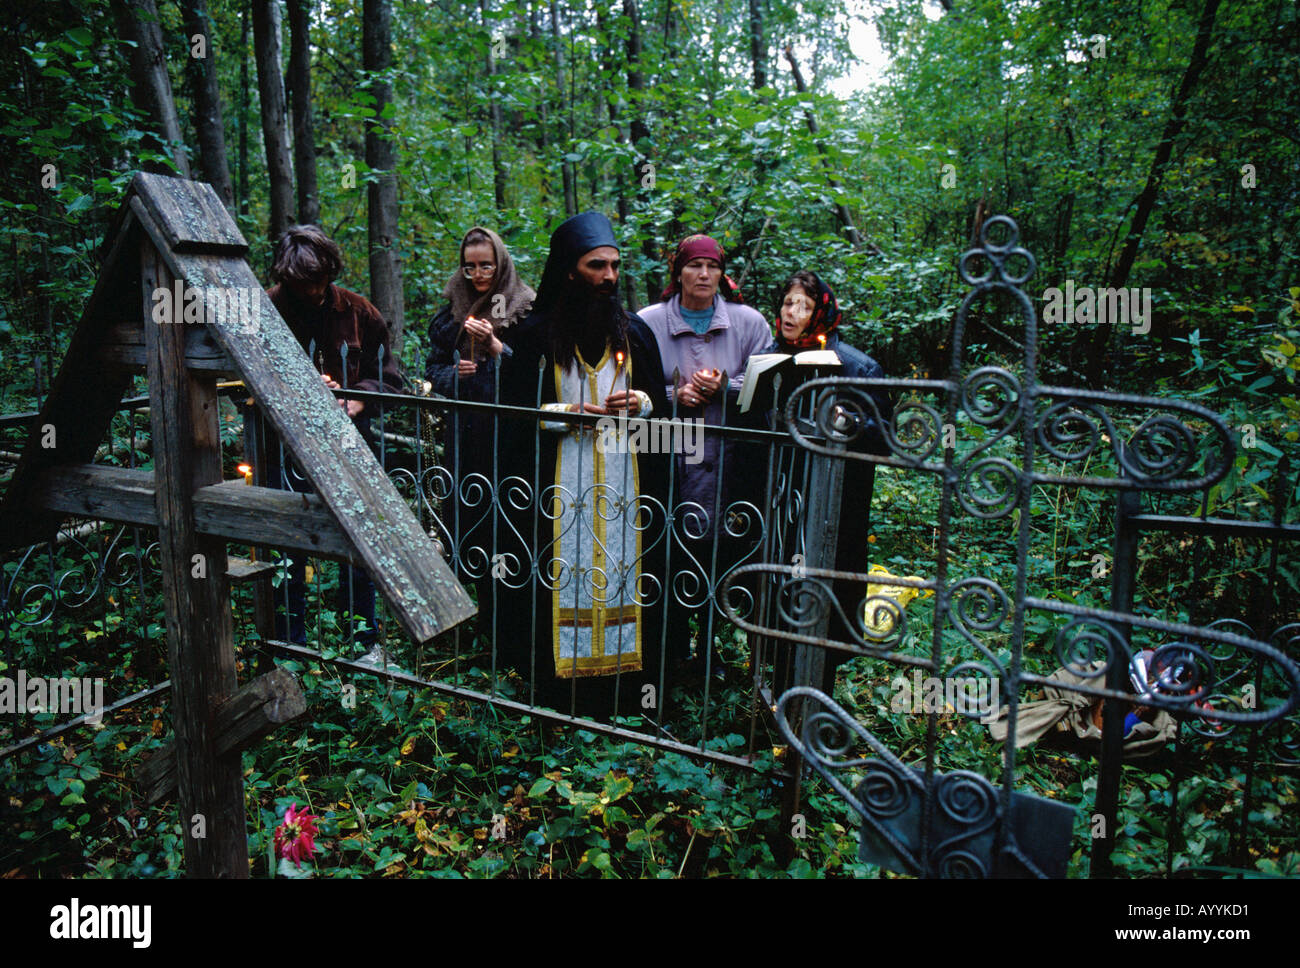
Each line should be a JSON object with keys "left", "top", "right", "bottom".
{"left": 639, "top": 295, "right": 772, "bottom": 519}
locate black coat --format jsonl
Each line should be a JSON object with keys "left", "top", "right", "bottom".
{"left": 494, "top": 309, "right": 676, "bottom": 715}
{"left": 742, "top": 333, "right": 894, "bottom": 689}
{"left": 421, "top": 305, "right": 518, "bottom": 571}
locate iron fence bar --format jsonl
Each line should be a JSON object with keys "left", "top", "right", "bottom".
{"left": 1124, "top": 514, "right": 1300, "bottom": 540}
{"left": 527, "top": 357, "right": 544, "bottom": 707}
{"left": 490, "top": 350, "right": 502, "bottom": 696}
{"left": 259, "top": 641, "right": 783, "bottom": 775}
{"left": 699, "top": 378, "right": 728, "bottom": 745}
{"left": 747, "top": 430, "right": 782, "bottom": 760}
{"left": 1166, "top": 718, "right": 1186, "bottom": 876}
{"left": 655, "top": 370, "right": 681, "bottom": 732}
{"left": 1166, "top": 484, "right": 1211, "bottom": 877}
{"left": 0, "top": 387, "right": 253, "bottom": 433}
{"left": 317, "top": 384, "right": 805, "bottom": 447}
{"left": 1233, "top": 655, "right": 1267, "bottom": 874}
{"left": 450, "top": 352, "right": 465, "bottom": 689}
{"left": 1232, "top": 458, "right": 1293, "bottom": 872}
{"left": 1091, "top": 488, "right": 1142, "bottom": 877}
{"left": 0, "top": 680, "right": 172, "bottom": 761}
{"left": 778, "top": 375, "right": 817, "bottom": 829}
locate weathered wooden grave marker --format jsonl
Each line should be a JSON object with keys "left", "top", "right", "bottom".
{"left": 0, "top": 173, "right": 476, "bottom": 877}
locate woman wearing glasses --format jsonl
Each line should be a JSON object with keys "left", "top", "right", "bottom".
{"left": 425, "top": 227, "right": 534, "bottom": 400}
{"left": 423, "top": 227, "right": 534, "bottom": 594}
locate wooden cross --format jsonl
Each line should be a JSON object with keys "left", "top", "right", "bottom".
{"left": 0, "top": 173, "right": 475, "bottom": 877}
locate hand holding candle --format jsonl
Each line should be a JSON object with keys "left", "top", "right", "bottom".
{"left": 463, "top": 315, "right": 503, "bottom": 360}
{"left": 689, "top": 367, "right": 723, "bottom": 402}
{"left": 604, "top": 351, "right": 640, "bottom": 414}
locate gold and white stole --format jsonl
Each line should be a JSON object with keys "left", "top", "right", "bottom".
{"left": 543, "top": 345, "right": 650, "bottom": 678}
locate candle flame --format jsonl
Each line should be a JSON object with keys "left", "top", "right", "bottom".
{"left": 237, "top": 463, "right": 252, "bottom": 475}
{"left": 817, "top": 334, "right": 826, "bottom": 348}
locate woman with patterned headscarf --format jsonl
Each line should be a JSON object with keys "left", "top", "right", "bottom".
{"left": 761, "top": 270, "right": 893, "bottom": 692}
{"left": 425, "top": 226, "right": 534, "bottom": 401}
{"left": 423, "top": 227, "right": 534, "bottom": 575}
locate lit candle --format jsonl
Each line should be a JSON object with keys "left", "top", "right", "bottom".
{"left": 615, "top": 351, "right": 630, "bottom": 411}
{"left": 817, "top": 333, "right": 826, "bottom": 350}
{"left": 237, "top": 463, "right": 255, "bottom": 560}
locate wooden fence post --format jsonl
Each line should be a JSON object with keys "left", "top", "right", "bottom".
{"left": 142, "top": 241, "right": 249, "bottom": 878}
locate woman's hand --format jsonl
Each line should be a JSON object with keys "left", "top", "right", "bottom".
{"left": 689, "top": 368, "right": 722, "bottom": 399}
{"left": 463, "top": 315, "right": 504, "bottom": 357}
{"left": 676, "top": 383, "right": 701, "bottom": 408}
{"left": 677, "top": 369, "right": 720, "bottom": 407}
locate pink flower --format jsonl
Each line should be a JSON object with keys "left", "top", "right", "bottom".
{"left": 275, "top": 803, "right": 320, "bottom": 868}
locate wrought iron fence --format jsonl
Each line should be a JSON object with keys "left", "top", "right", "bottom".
{"left": 3, "top": 216, "right": 1297, "bottom": 877}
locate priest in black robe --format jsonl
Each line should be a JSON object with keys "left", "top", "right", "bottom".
{"left": 497, "top": 213, "right": 674, "bottom": 718}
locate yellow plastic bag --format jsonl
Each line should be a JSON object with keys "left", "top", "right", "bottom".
{"left": 863, "top": 564, "right": 933, "bottom": 637}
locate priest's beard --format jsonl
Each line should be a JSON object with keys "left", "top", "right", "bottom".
{"left": 550, "top": 279, "right": 628, "bottom": 372}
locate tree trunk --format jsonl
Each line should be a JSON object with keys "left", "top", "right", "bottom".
{"left": 251, "top": 0, "right": 294, "bottom": 240}
{"left": 737, "top": 0, "right": 772, "bottom": 287}
{"left": 1108, "top": 0, "right": 1222, "bottom": 291}
{"left": 748, "top": 0, "right": 766, "bottom": 90}
{"left": 182, "top": 0, "right": 233, "bottom": 208}
{"left": 286, "top": 0, "right": 320, "bottom": 224}
{"left": 1091, "top": 0, "right": 1221, "bottom": 385}
{"left": 531, "top": 0, "right": 552, "bottom": 208}
{"left": 238, "top": 1, "right": 250, "bottom": 217}
{"left": 662, "top": 0, "right": 678, "bottom": 52}
{"left": 783, "top": 44, "right": 881, "bottom": 255}
{"left": 550, "top": 0, "right": 577, "bottom": 216}
{"left": 623, "top": 0, "right": 660, "bottom": 304}
{"left": 479, "top": 0, "right": 507, "bottom": 209}
{"left": 363, "top": 0, "right": 404, "bottom": 355}
{"left": 114, "top": 0, "right": 192, "bottom": 178}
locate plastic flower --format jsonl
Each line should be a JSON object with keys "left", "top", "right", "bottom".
{"left": 275, "top": 803, "right": 320, "bottom": 868}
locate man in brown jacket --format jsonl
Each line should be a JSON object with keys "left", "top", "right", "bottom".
{"left": 266, "top": 225, "right": 404, "bottom": 664}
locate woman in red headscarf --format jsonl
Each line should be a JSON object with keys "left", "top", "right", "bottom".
{"left": 640, "top": 235, "right": 771, "bottom": 516}
{"left": 639, "top": 235, "right": 771, "bottom": 669}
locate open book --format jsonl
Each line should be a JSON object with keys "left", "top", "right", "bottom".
{"left": 737, "top": 350, "right": 842, "bottom": 413}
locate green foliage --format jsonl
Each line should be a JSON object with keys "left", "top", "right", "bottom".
{"left": 1, "top": 0, "right": 1297, "bottom": 880}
